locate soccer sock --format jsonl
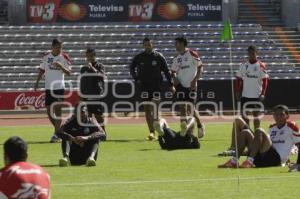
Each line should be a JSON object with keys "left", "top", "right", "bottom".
{"left": 247, "top": 157, "right": 254, "bottom": 163}
{"left": 62, "top": 140, "right": 70, "bottom": 158}
{"left": 89, "top": 143, "right": 99, "bottom": 159}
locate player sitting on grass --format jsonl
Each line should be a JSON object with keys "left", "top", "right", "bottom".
{"left": 153, "top": 117, "right": 200, "bottom": 150}
{"left": 56, "top": 104, "right": 106, "bottom": 167}
{"left": 218, "top": 105, "right": 300, "bottom": 169}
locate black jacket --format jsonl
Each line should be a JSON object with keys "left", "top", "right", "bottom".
{"left": 130, "top": 51, "right": 173, "bottom": 87}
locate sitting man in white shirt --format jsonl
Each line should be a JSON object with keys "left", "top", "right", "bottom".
{"left": 218, "top": 105, "right": 300, "bottom": 169}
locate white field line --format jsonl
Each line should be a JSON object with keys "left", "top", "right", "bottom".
{"left": 53, "top": 175, "right": 300, "bottom": 187}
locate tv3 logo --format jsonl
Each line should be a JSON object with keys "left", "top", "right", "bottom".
{"left": 29, "top": 3, "right": 55, "bottom": 20}
{"left": 129, "top": 2, "right": 155, "bottom": 20}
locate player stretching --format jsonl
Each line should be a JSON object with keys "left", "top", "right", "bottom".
{"left": 171, "top": 36, "right": 205, "bottom": 138}
{"left": 154, "top": 117, "right": 200, "bottom": 150}
{"left": 80, "top": 48, "right": 107, "bottom": 139}
{"left": 130, "top": 38, "right": 174, "bottom": 140}
{"left": 34, "top": 38, "right": 72, "bottom": 143}
{"left": 218, "top": 105, "right": 300, "bottom": 170}
{"left": 0, "top": 136, "right": 50, "bottom": 199}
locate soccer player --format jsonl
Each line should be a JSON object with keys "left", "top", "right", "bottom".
{"left": 235, "top": 45, "right": 269, "bottom": 129}
{"left": 220, "top": 45, "right": 269, "bottom": 156}
{"left": 130, "top": 37, "right": 174, "bottom": 140}
{"left": 153, "top": 117, "right": 200, "bottom": 150}
{"left": 171, "top": 36, "right": 205, "bottom": 138}
{"left": 0, "top": 136, "right": 50, "bottom": 199}
{"left": 80, "top": 48, "right": 107, "bottom": 138}
{"left": 218, "top": 105, "right": 300, "bottom": 169}
{"left": 34, "top": 38, "right": 72, "bottom": 143}
{"left": 56, "top": 104, "right": 105, "bottom": 167}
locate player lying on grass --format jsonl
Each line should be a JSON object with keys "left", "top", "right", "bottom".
{"left": 56, "top": 104, "right": 106, "bottom": 167}
{"left": 153, "top": 117, "right": 200, "bottom": 150}
{"left": 218, "top": 105, "right": 300, "bottom": 170}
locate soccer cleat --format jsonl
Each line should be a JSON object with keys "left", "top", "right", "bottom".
{"left": 240, "top": 160, "right": 255, "bottom": 168}
{"left": 146, "top": 132, "right": 157, "bottom": 141}
{"left": 59, "top": 157, "right": 70, "bottom": 167}
{"left": 289, "top": 164, "right": 300, "bottom": 172}
{"left": 198, "top": 124, "right": 205, "bottom": 138}
{"left": 86, "top": 157, "right": 96, "bottom": 167}
{"left": 218, "top": 159, "right": 238, "bottom": 168}
{"left": 180, "top": 121, "right": 188, "bottom": 136}
{"left": 218, "top": 149, "right": 236, "bottom": 157}
{"left": 50, "top": 134, "right": 61, "bottom": 143}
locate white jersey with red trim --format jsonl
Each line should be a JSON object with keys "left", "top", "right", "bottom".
{"left": 269, "top": 121, "right": 300, "bottom": 164}
{"left": 171, "top": 49, "right": 202, "bottom": 88}
{"left": 236, "top": 60, "right": 268, "bottom": 98}
{"left": 38, "top": 52, "right": 71, "bottom": 90}
{"left": 0, "top": 162, "right": 50, "bottom": 199}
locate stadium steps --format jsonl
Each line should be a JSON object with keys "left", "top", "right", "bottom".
{"left": 266, "top": 27, "right": 300, "bottom": 67}
{"left": 238, "top": 0, "right": 283, "bottom": 27}
{"left": 0, "top": 23, "right": 297, "bottom": 90}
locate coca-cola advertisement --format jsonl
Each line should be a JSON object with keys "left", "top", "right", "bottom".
{"left": 0, "top": 91, "right": 79, "bottom": 110}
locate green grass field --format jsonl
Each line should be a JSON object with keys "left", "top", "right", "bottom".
{"left": 1, "top": 121, "right": 300, "bottom": 199}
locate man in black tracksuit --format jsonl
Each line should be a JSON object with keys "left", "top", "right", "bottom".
{"left": 80, "top": 48, "right": 107, "bottom": 138}
{"left": 130, "top": 38, "right": 175, "bottom": 141}
{"left": 154, "top": 117, "right": 200, "bottom": 150}
{"left": 56, "top": 104, "right": 106, "bottom": 167}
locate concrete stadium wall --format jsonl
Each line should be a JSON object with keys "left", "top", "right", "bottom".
{"left": 222, "top": 0, "right": 238, "bottom": 23}
{"left": 8, "top": 0, "right": 27, "bottom": 25}
{"left": 281, "top": 0, "right": 300, "bottom": 27}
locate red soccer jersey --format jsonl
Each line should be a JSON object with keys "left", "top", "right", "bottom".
{"left": 0, "top": 162, "right": 50, "bottom": 199}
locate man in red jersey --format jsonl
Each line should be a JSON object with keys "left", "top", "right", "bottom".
{"left": 0, "top": 136, "right": 50, "bottom": 199}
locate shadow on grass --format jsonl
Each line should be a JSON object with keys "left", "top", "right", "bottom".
{"left": 105, "top": 139, "right": 146, "bottom": 143}
{"left": 138, "top": 148, "right": 161, "bottom": 151}
{"left": 40, "top": 164, "right": 60, "bottom": 168}
{"left": 27, "top": 141, "right": 55, "bottom": 145}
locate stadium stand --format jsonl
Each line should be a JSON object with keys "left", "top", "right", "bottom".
{"left": 0, "top": 0, "right": 8, "bottom": 25}
{"left": 0, "top": 23, "right": 299, "bottom": 91}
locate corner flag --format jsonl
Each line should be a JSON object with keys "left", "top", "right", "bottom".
{"left": 221, "top": 19, "right": 233, "bottom": 42}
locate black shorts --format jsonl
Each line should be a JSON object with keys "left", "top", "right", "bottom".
{"left": 140, "top": 84, "right": 161, "bottom": 102}
{"left": 174, "top": 84, "right": 196, "bottom": 104}
{"left": 45, "top": 89, "right": 64, "bottom": 106}
{"left": 83, "top": 100, "right": 104, "bottom": 115}
{"left": 240, "top": 97, "right": 263, "bottom": 111}
{"left": 69, "top": 140, "right": 99, "bottom": 165}
{"left": 254, "top": 146, "right": 281, "bottom": 168}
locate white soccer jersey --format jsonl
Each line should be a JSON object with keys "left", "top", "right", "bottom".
{"left": 236, "top": 61, "right": 268, "bottom": 98}
{"left": 171, "top": 49, "right": 202, "bottom": 88}
{"left": 269, "top": 121, "right": 300, "bottom": 164}
{"left": 38, "top": 52, "right": 71, "bottom": 90}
